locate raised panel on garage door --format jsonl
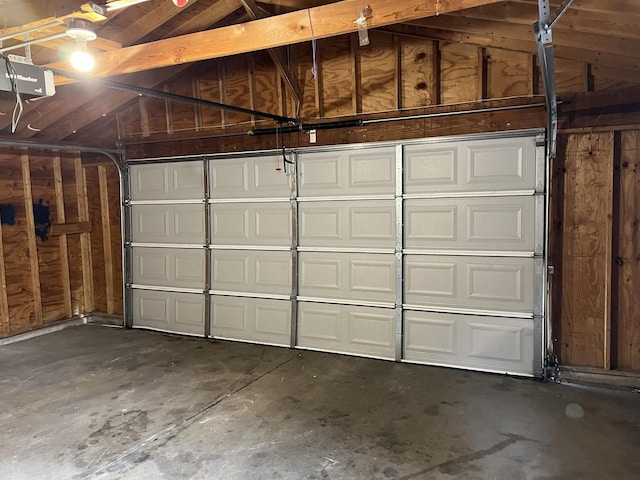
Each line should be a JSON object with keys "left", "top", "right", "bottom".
{"left": 210, "top": 296, "right": 291, "bottom": 346}
{"left": 131, "top": 204, "right": 205, "bottom": 244}
{"left": 133, "top": 289, "right": 205, "bottom": 335}
{"left": 210, "top": 156, "right": 291, "bottom": 199}
{"left": 403, "top": 310, "right": 534, "bottom": 375}
{"left": 130, "top": 161, "right": 204, "bottom": 200}
{"left": 298, "top": 200, "right": 395, "bottom": 249}
{"left": 298, "top": 147, "right": 396, "bottom": 197}
{"left": 132, "top": 247, "right": 205, "bottom": 289}
{"left": 404, "top": 196, "right": 537, "bottom": 253}
{"left": 297, "top": 302, "right": 395, "bottom": 359}
{"left": 211, "top": 250, "right": 292, "bottom": 296}
{"left": 298, "top": 252, "right": 395, "bottom": 305}
{"left": 211, "top": 202, "right": 292, "bottom": 246}
{"left": 404, "top": 136, "right": 537, "bottom": 194}
{"left": 404, "top": 255, "right": 535, "bottom": 315}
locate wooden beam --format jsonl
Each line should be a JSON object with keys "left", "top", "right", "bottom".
{"left": 98, "top": 166, "right": 115, "bottom": 314}
{"left": 74, "top": 156, "right": 94, "bottom": 313}
{"left": 52, "top": 154, "right": 73, "bottom": 318}
{"left": 46, "top": 0, "right": 503, "bottom": 79}
{"left": 240, "top": 0, "right": 303, "bottom": 112}
{"left": 21, "top": 154, "right": 44, "bottom": 327}
{"left": 0, "top": 221, "right": 9, "bottom": 337}
{"left": 48, "top": 221, "right": 92, "bottom": 236}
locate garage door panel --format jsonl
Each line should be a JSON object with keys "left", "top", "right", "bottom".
{"left": 298, "top": 147, "right": 396, "bottom": 197}
{"left": 212, "top": 250, "right": 291, "bottom": 295}
{"left": 133, "top": 248, "right": 205, "bottom": 289}
{"left": 211, "top": 296, "right": 291, "bottom": 345}
{"left": 405, "top": 197, "right": 535, "bottom": 252}
{"left": 404, "top": 137, "right": 535, "bottom": 193}
{"left": 210, "top": 156, "right": 290, "bottom": 199}
{"left": 132, "top": 204, "right": 205, "bottom": 244}
{"left": 297, "top": 302, "right": 395, "bottom": 359}
{"left": 299, "top": 252, "right": 395, "bottom": 303}
{"left": 133, "top": 290, "right": 205, "bottom": 335}
{"left": 298, "top": 302, "right": 394, "bottom": 359}
{"left": 130, "top": 161, "right": 204, "bottom": 200}
{"left": 212, "top": 203, "right": 292, "bottom": 246}
{"left": 403, "top": 311, "right": 533, "bottom": 374}
{"left": 404, "top": 255, "right": 534, "bottom": 314}
{"left": 299, "top": 200, "right": 395, "bottom": 248}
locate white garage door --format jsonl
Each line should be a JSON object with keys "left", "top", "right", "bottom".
{"left": 125, "top": 130, "right": 545, "bottom": 376}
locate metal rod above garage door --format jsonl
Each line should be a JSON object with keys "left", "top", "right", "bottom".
{"left": 123, "top": 129, "right": 547, "bottom": 377}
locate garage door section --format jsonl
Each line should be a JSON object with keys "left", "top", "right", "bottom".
{"left": 402, "top": 135, "right": 544, "bottom": 374}
{"left": 209, "top": 155, "right": 293, "bottom": 346}
{"left": 129, "top": 161, "right": 206, "bottom": 335}
{"left": 296, "top": 147, "right": 398, "bottom": 360}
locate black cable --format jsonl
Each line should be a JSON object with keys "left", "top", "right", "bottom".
{"left": 1, "top": 54, "right": 23, "bottom": 133}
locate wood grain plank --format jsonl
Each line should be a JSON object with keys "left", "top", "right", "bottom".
{"left": 486, "top": 48, "right": 532, "bottom": 98}
{"left": 21, "top": 154, "right": 43, "bottom": 327}
{"left": 85, "top": 167, "right": 106, "bottom": 313}
{"left": 359, "top": 31, "right": 397, "bottom": 114}
{"left": 106, "top": 166, "right": 124, "bottom": 315}
{"left": 48, "top": 222, "right": 92, "bottom": 236}
{"left": 46, "top": 0, "right": 503, "bottom": 78}
{"left": 53, "top": 154, "right": 73, "bottom": 319}
{"left": 99, "top": 166, "right": 115, "bottom": 314}
{"left": 617, "top": 130, "right": 640, "bottom": 370}
{"left": 441, "top": 42, "right": 480, "bottom": 104}
{"left": 560, "top": 132, "right": 614, "bottom": 367}
{"left": 0, "top": 221, "right": 9, "bottom": 337}
{"left": 75, "top": 156, "right": 94, "bottom": 314}
{"left": 29, "top": 154, "right": 66, "bottom": 324}
{"left": 319, "top": 36, "right": 355, "bottom": 117}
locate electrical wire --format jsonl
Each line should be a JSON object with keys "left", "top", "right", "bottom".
{"left": 1, "top": 54, "right": 23, "bottom": 133}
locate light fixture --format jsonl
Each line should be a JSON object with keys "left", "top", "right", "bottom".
{"left": 66, "top": 19, "right": 97, "bottom": 72}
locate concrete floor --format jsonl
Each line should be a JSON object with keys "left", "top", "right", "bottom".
{"left": 0, "top": 325, "right": 639, "bottom": 480}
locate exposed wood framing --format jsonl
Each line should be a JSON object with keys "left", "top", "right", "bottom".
{"left": 52, "top": 154, "right": 73, "bottom": 318}
{"left": 0, "top": 222, "right": 9, "bottom": 337}
{"left": 99, "top": 166, "right": 115, "bottom": 314}
{"left": 21, "top": 154, "right": 44, "bottom": 327}
{"left": 74, "top": 156, "right": 94, "bottom": 313}
{"left": 46, "top": 0, "right": 504, "bottom": 79}
{"left": 49, "top": 222, "right": 92, "bottom": 236}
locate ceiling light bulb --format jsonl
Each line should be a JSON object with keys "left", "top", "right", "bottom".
{"left": 70, "top": 42, "right": 95, "bottom": 72}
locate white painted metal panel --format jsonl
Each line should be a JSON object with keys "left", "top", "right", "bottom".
{"left": 299, "top": 200, "right": 395, "bottom": 249}
{"left": 132, "top": 289, "right": 205, "bottom": 335}
{"left": 211, "top": 202, "right": 292, "bottom": 246}
{"left": 404, "top": 136, "right": 536, "bottom": 194}
{"left": 131, "top": 204, "right": 205, "bottom": 244}
{"left": 298, "top": 252, "right": 395, "bottom": 304}
{"left": 404, "top": 196, "right": 536, "bottom": 253}
{"left": 210, "top": 296, "right": 291, "bottom": 345}
{"left": 132, "top": 247, "right": 205, "bottom": 289}
{"left": 403, "top": 311, "right": 534, "bottom": 375}
{"left": 130, "top": 161, "right": 204, "bottom": 200}
{"left": 404, "top": 255, "right": 534, "bottom": 315}
{"left": 210, "top": 156, "right": 292, "bottom": 199}
{"left": 297, "top": 302, "right": 395, "bottom": 359}
{"left": 298, "top": 147, "right": 396, "bottom": 197}
{"left": 212, "top": 250, "right": 292, "bottom": 295}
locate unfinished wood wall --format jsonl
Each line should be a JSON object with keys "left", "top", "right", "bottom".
{"left": 73, "top": 31, "right": 636, "bottom": 146}
{"left": 0, "top": 150, "right": 122, "bottom": 338}
{"left": 553, "top": 131, "right": 640, "bottom": 371}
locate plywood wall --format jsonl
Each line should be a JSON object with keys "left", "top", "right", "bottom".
{"left": 553, "top": 131, "right": 640, "bottom": 371}
{"left": 0, "top": 150, "right": 122, "bottom": 338}
{"left": 96, "top": 31, "right": 631, "bottom": 145}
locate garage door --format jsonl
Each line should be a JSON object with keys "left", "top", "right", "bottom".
{"left": 125, "top": 130, "right": 545, "bottom": 376}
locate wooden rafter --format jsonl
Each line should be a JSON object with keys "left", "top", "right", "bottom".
{"left": 46, "top": 0, "right": 504, "bottom": 79}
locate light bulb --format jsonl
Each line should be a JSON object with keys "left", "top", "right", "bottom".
{"left": 70, "top": 42, "right": 95, "bottom": 72}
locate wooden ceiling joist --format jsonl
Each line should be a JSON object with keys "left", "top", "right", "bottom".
{"left": 47, "top": 0, "right": 503, "bottom": 79}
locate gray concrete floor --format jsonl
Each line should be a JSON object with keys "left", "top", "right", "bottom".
{"left": 1, "top": 325, "right": 639, "bottom": 480}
